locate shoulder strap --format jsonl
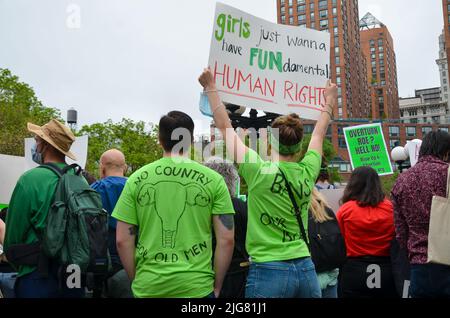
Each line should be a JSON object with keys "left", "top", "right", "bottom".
{"left": 39, "top": 163, "right": 64, "bottom": 178}
{"left": 278, "top": 167, "right": 310, "bottom": 251}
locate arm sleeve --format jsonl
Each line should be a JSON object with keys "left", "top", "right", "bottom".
{"left": 298, "top": 150, "right": 322, "bottom": 185}
{"left": 391, "top": 192, "right": 408, "bottom": 249}
{"left": 112, "top": 181, "right": 138, "bottom": 226}
{"left": 212, "top": 178, "right": 235, "bottom": 216}
{"left": 4, "top": 181, "right": 31, "bottom": 249}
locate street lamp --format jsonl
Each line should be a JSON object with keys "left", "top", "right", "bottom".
{"left": 391, "top": 146, "right": 409, "bottom": 173}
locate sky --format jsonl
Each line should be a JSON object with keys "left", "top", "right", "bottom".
{"left": 0, "top": 0, "right": 444, "bottom": 135}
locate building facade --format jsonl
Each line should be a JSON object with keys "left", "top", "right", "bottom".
{"left": 437, "top": 30, "right": 450, "bottom": 104}
{"left": 400, "top": 87, "right": 449, "bottom": 125}
{"left": 277, "top": 0, "right": 370, "bottom": 119}
{"left": 360, "top": 13, "right": 400, "bottom": 120}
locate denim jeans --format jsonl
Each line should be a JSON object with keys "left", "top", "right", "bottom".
{"left": 321, "top": 284, "right": 338, "bottom": 298}
{"left": 245, "top": 257, "right": 321, "bottom": 298}
{"left": 410, "top": 263, "right": 450, "bottom": 298}
{"left": 15, "top": 269, "right": 85, "bottom": 298}
{"left": 0, "top": 272, "right": 17, "bottom": 298}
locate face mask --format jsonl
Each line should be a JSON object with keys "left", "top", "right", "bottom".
{"left": 31, "top": 142, "right": 43, "bottom": 165}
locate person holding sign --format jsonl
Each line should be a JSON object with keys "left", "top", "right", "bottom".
{"left": 199, "top": 68, "right": 337, "bottom": 298}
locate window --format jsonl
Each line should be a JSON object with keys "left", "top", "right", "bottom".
{"left": 371, "top": 47, "right": 376, "bottom": 53}
{"left": 281, "top": 15, "right": 286, "bottom": 23}
{"left": 289, "top": 16, "right": 293, "bottom": 24}
{"left": 422, "top": 127, "right": 433, "bottom": 135}
{"left": 303, "top": 124, "right": 314, "bottom": 134}
{"left": 335, "top": 56, "right": 340, "bottom": 64}
{"left": 299, "top": 23, "right": 306, "bottom": 28}
{"left": 334, "top": 36, "right": 339, "bottom": 45}
{"left": 370, "top": 40, "right": 375, "bottom": 47}
{"left": 319, "top": 9, "right": 328, "bottom": 18}
{"left": 371, "top": 53, "right": 376, "bottom": 60}
{"left": 320, "top": 19, "right": 328, "bottom": 28}
{"left": 379, "top": 46, "right": 384, "bottom": 53}
{"left": 298, "top": 14, "right": 306, "bottom": 22}
{"left": 335, "top": 47, "right": 340, "bottom": 54}
{"left": 281, "top": 6, "right": 285, "bottom": 14}
{"left": 338, "top": 138, "right": 347, "bottom": 149}
{"left": 336, "top": 66, "right": 341, "bottom": 75}
{"left": 333, "top": 27, "right": 338, "bottom": 34}
{"left": 289, "top": 7, "right": 293, "bottom": 15}
{"left": 333, "top": 17, "right": 338, "bottom": 26}
{"left": 319, "top": 0, "right": 327, "bottom": 9}
{"left": 432, "top": 116, "right": 440, "bottom": 123}
{"left": 379, "top": 53, "right": 384, "bottom": 59}
{"left": 410, "top": 118, "right": 418, "bottom": 123}
{"left": 332, "top": 7, "right": 337, "bottom": 15}
{"left": 378, "top": 39, "right": 383, "bottom": 46}
{"left": 336, "top": 77, "right": 341, "bottom": 84}
{"left": 389, "top": 126, "right": 400, "bottom": 137}
{"left": 310, "top": 12, "right": 315, "bottom": 20}
{"left": 406, "top": 126, "right": 416, "bottom": 137}
{"left": 423, "top": 108, "right": 427, "bottom": 115}
{"left": 440, "top": 127, "right": 449, "bottom": 132}
{"left": 288, "top": 0, "right": 293, "bottom": 6}
{"left": 297, "top": 4, "right": 306, "bottom": 12}
{"left": 339, "top": 164, "right": 349, "bottom": 172}
{"left": 310, "top": 2, "right": 315, "bottom": 10}
{"left": 390, "top": 140, "right": 400, "bottom": 150}
{"left": 311, "top": 22, "right": 316, "bottom": 28}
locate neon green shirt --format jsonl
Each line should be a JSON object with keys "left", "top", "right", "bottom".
{"left": 239, "top": 149, "right": 322, "bottom": 263}
{"left": 112, "top": 157, "right": 234, "bottom": 298}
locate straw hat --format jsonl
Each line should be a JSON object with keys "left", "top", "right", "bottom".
{"left": 27, "top": 119, "right": 77, "bottom": 161}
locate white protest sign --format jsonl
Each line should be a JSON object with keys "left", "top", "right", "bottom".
{"left": 0, "top": 154, "right": 26, "bottom": 205}
{"left": 24, "top": 135, "right": 89, "bottom": 170}
{"left": 319, "top": 188, "right": 344, "bottom": 214}
{"left": 207, "top": 2, "right": 330, "bottom": 120}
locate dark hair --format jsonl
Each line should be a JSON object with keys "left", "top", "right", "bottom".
{"left": 419, "top": 130, "right": 450, "bottom": 161}
{"left": 0, "top": 208, "right": 7, "bottom": 222}
{"left": 342, "top": 166, "right": 385, "bottom": 207}
{"left": 159, "top": 111, "right": 195, "bottom": 153}
{"left": 271, "top": 113, "right": 304, "bottom": 153}
{"left": 317, "top": 158, "right": 330, "bottom": 182}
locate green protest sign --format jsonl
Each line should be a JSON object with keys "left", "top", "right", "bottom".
{"left": 0, "top": 203, "right": 7, "bottom": 210}
{"left": 343, "top": 123, "right": 393, "bottom": 176}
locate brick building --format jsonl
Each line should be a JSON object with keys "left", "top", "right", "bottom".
{"left": 360, "top": 13, "right": 400, "bottom": 120}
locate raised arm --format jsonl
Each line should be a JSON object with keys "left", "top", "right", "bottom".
{"left": 199, "top": 68, "right": 249, "bottom": 163}
{"left": 308, "top": 81, "right": 338, "bottom": 156}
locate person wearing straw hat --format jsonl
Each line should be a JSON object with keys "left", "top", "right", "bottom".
{"left": 3, "top": 119, "right": 84, "bottom": 298}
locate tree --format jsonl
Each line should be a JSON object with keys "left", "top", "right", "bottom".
{"left": 0, "top": 68, "right": 62, "bottom": 156}
{"left": 299, "top": 134, "right": 341, "bottom": 184}
{"left": 77, "top": 119, "right": 162, "bottom": 177}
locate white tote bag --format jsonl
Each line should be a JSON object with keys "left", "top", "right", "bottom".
{"left": 427, "top": 166, "right": 450, "bottom": 266}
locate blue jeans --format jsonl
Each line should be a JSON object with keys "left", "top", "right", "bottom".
{"left": 15, "top": 269, "right": 85, "bottom": 298}
{"left": 321, "top": 284, "right": 338, "bottom": 298}
{"left": 245, "top": 257, "right": 321, "bottom": 298}
{"left": 0, "top": 272, "right": 17, "bottom": 298}
{"left": 410, "top": 264, "right": 450, "bottom": 298}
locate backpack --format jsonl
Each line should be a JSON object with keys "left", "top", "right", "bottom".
{"left": 308, "top": 207, "right": 347, "bottom": 273}
{"left": 40, "top": 164, "right": 109, "bottom": 274}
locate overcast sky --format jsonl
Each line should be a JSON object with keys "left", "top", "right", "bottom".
{"left": 0, "top": 0, "right": 444, "bottom": 134}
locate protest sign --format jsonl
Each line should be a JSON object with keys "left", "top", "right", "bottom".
{"left": 206, "top": 2, "right": 330, "bottom": 120}
{"left": 0, "top": 154, "right": 26, "bottom": 205}
{"left": 405, "top": 139, "right": 422, "bottom": 167}
{"left": 344, "top": 123, "right": 393, "bottom": 176}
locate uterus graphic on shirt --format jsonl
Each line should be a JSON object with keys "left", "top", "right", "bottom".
{"left": 137, "top": 181, "right": 210, "bottom": 249}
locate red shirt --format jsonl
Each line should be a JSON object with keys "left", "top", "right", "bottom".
{"left": 337, "top": 199, "right": 395, "bottom": 257}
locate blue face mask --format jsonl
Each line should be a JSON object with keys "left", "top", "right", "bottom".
{"left": 31, "top": 142, "right": 43, "bottom": 165}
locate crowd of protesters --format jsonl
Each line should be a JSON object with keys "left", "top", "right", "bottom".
{"left": 0, "top": 69, "right": 449, "bottom": 298}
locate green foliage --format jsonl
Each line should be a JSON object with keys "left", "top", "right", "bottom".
{"left": 0, "top": 68, "right": 62, "bottom": 156}
{"left": 299, "top": 134, "right": 336, "bottom": 163}
{"left": 381, "top": 171, "right": 399, "bottom": 198}
{"left": 77, "top": 119, "right": 162, "bottom": 177}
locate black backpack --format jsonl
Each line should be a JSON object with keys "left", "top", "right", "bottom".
{"left": 279, "top": 168, "right": 346, "bottom": 273}
{"left": 308, "top": 207, "right": 347, "bottom": 273}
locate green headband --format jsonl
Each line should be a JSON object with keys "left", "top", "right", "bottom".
{"left": 270, "top": 133, "right": 302, "bottom": 155}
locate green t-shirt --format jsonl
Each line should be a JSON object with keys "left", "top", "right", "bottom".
{"left": 112, "top": 157, "right": 234, "bottom": 298}
{"left": 4, "top": 163, "right": 70, "bottom": 277}
{"left": 239, "top": 149, "right": 322, "bottom": 263}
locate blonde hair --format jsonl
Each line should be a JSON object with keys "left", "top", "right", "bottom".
{"left": 310, "top": 188, "right": 333, "bottom": 223}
